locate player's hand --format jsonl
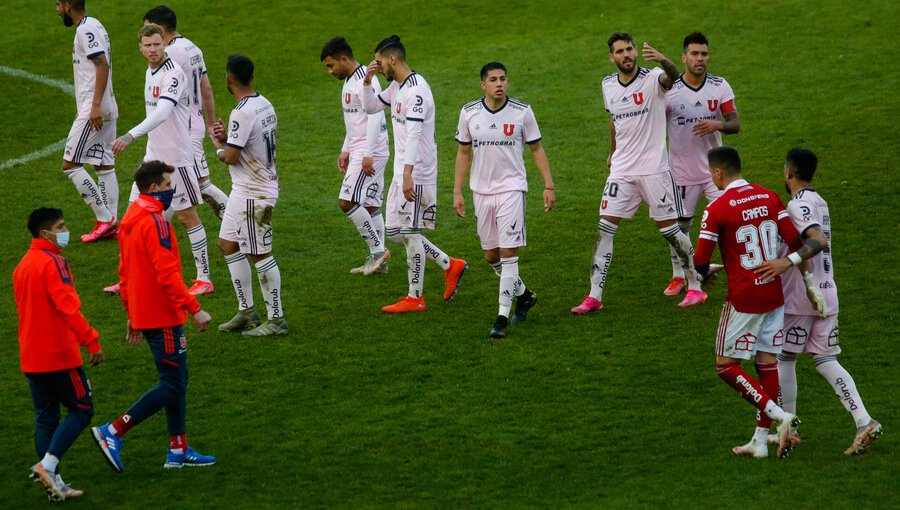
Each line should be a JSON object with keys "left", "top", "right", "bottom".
{"left": 402, "top": 173, "right": 416, "bottom": 201}
{"left": 361, "top": 156, "right": 375, "bottom": 176}
{"left": 364, "top": 60, "right": 380, "bottom": 84}
{"left": 692, "top": 120, "right": 723, "bottom": 137}
{"left": 111, "top": 134, "right": 133, "bottom": 155}
{"left": 641, "top": 42, "right": 667, "bottom": 63}
{"left": 192, "top": 310, "right": 212, "bottom": 332}
{"left": 89, "top": 349, "right": 105, "bottom": 366}
{"left": 212, "top": 118, "right": 227, "bottom": 142}
{"left": 753, "top": 258, "right": 792, "bottom": 281}
{"left": 803, "top": 273, "right": 827, "bottom": 318}
{"left": 453, "top": 191, "right": 465, "bottom": 218}
{"left": 126, "top": 323, "right": 144, "bottom": 346}
{"left": 337, "top": 152, "right": 350, "bottom": 173}
{"left": 699, "top": 270, "right": 718, "bottom": 291}
{"left": 89, "top": 104, "right": 103, "bottom": 130}
{"left": 543, "top": 188, "right": 556, "bottom": 212}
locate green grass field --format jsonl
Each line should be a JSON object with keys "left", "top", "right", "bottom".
{"left": 1, "top": 0, "right": 898, "bottom": 507}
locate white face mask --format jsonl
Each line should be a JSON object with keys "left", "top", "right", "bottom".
{"left": 53, "top": 231, "right": 70, "bottom": 248}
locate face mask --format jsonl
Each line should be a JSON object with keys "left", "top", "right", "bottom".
{"left": 148, "top": 189, "right": 176, "bottom": 210}
{"left": 46, "top": 230, "right": 69, "bottom": 248}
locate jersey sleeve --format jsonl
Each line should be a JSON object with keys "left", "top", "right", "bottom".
{"left": 719, "top": 79, "right": 737, "bottom": 114}
{"left": 77, "top": 24, "right": 107, "bottom": 60}
{"left": 786, "top": 199, "right": 820, "bottom": 236}
{"left": 226, "top": 108, "right": 253, "bottom": 150}
{"left": 43, "top": 258, "right": 100, "bottom": 352}
{"left": 694, "top": 205, "right": 720, "bottom": 268}
{"left": 650, "top": 67, "right": 669, "bottom": 94}
{"left": 775, "top": 199, "right": 804, "bottom": 251}
{"left": 159, "top": 68, "right": 185, "bottom": 105}
{"left": 143, "top": 218, "right": 202, "bottom": 315}
{"left": 455, "top": 107, "right": 471, "bottom": 145}
{"left": 404, "top": 88, "right": 429, "bottom": 123}
{"left": 523, "top": 106, "right": 542, "bottom": 144}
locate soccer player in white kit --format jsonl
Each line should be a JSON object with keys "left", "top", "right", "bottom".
{"left": 211, "top": 55, "right": 287, "bottom": 337}
{"left": 320, "top": 36, "right": 391, "bottom": 275}
{"left": 56, "top": 0, "right": 118, "bottom": 243}
{"left": 111, "top": 24, "right": 213, "bottom": 296}
{"left": 143, "top": 6, "right": 230, "bottom": 219}
{"left": 754, "top": 148, "right": 881, "bottom": 455}
{"left": 361, "top": 36, "right": 468, "bottom": 313}
{"left": 453, "top": 62, "right": 556, "bottom": 338}
{"left": 662, "top": 32, "right": 740, "bottom": 297}
{"left": 571, "top": 32, "right": 705, "bottom": 314}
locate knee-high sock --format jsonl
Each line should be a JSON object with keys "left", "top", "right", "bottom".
{"left": 499, "top": 257, "right": 520, "bottom": 317}
{"left": 255, "top": 256, "right": 283, "bottom": 319}
{"left": 186, "top": 224, "right": 210, "bottom": 282}
{"left": 589, "top": 219, "right": 618, "bottom": 301}
{"left": 669, "top": 218, "right": 692, "bottom": 278}
{"left": 128, "top": 180, "right": 140, "bottom": 203}
{"left": 96, "top": 168, "right": 119, "bottom": 220}
{"left": 490, "top": 260, "right": 503, "bottom": 277}
{"left": 777, "top": 352, "right": 798, "bottom": 414}
{"left": 814, "top": 355, "right": 873, "bottom": 428}
{"left": 199, "top": 179, "right": 228, "bottom": 219}
{"left": 403, "top": 233, "right": 425, "bottom": 298}
{"left": 755, "top": 362, "right": 780, "bottom": 429}
{"left": 346, "top": 204, "right": 383, "bottom": 254}
{"left": 225, "top": 252, "right": 254, "bottom": 311}
{"left": 65, "top": 167, "right": 112, "bottom": 222}
{"left": 660, "top": 223, "right": 700, "bottom": 291}
{"left": 420, "top": 235, "right": 451, "bottom": 270}
{"left": 717, "top": 363, "right": 787, "bottom": 422}
{"left": 370, "top": 209, "right": 386, "bottom": 253}
{"left": 385, "top": 227, "right": 403, "bottom": 245}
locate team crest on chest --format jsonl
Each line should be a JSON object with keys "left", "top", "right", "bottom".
{"left": 396, "top": 103, "right": 401, "bottom": 114}
{"left": 344, "top": 93, "right": 351, "bottom": 104}
{"left": 632, "top": 92, "right": 644, "bottom": 105}
{"left": 152, "top": 86, "right": 160, "bottom": 98}
{"left": 708, "top": 100, "right": 719, "bottom": 111}
{"left": 503, "top": 123, "right": 515, "bottom": 136}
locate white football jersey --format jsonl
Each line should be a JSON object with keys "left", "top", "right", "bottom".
{"left": 377, "top": 72, "right": 438, "bottom": 185}
{"left": 602, "top": 67, "right": 669, "bottom": 177}
{"left": 666, "top": 74, "right": 736, "bottom": 185}
{"left": 225, "top": 94, "right": 279, "bottom": 200}
{"left": 779, "top": 189, "right": 838, "bottom": 316}
{"left": 72, "top": 16, "right": 117, "bottom": 119}
{"left": 455, "top": 97, "right": 542, "bottom": 194}
{"left": 341, "top": 65, "right": 389, "bottom": 159}
{"left": 166, "top": 35, "right": 208, "bottom": 141}
{"left": 143, "top": 58, "right": 192, "bottom": 167}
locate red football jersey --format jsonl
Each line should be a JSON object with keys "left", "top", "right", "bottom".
{"left": 694, "top": 180, "right": 803, "bottom": 313}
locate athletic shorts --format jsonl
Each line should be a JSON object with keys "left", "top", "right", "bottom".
{"left": 220, "top": 197, "right": 276, "bottom": 255}
{"left": 473, "top": 190, "right": 526, "bottom": 250}
{"left": 64, "top": 116, "right": 117, "bottom": 166}
{"left": 192, "top": 136, "right": 210, "bottom": 180}
{"left": 676, "top": 180, "right": 723, "bottom": 219}
{"left": 128, "top": 164, "right": 201, "bottom": 212}
{"left": 782, "top": 313, "right": 841, "bottom": 356}
{"left": 385, "top": 179, "right": 436, "bottom": 233}
{"left": 338, "top": 155, "right": 388, "bottom": 208}
{"left": 716, "top": 302, "right": 785, "bottom": 360}
{"left": 599, "top": 171, "right": 679, "bottom": 221}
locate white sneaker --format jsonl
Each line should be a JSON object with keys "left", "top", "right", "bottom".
{"left": 775, "top": 413, "right": 801, "bottom": 459}
{"left": 845, "top": 420, "right": 883, "bottom": 455}
{"left": 732, "top": 441, "right": 768, "bottom": 458}
{"left": 362, "top": 249, "right": 390, "bottom": 276}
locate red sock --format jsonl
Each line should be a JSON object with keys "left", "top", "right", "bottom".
{"left": 112, "top": 414, "right": 135, "bottom": 437}
{"left": 755, "top": 362, "right": 779, "bottom": 428}
{"left": 717, "top": 363, "right": 773, "bottom": 413}
{"left": 170, "top": 434, "right": 187, "bottom": 453}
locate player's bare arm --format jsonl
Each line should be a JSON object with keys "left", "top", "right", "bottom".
{"left": 217, "top": 146, "right": 241, "bottom": 165}
{"left": 753, "top": 227, "right": 828, "bottom": 280}
{"left": 89, "top": 53, "right": 110, "bottom": 130}
{"left": 453, "top": 143, "right": 472, "bottom": 218}
{"left": 337, "top": 152, "right": 350, "bottom": 173}
{"left": 200, "top": 73, "right": 217, "bottom": 135}
{"left": 361, "top": 156, "right": 375, "bottom": 176}
{"left": 607, "top": 120, "right": 616, "bottom": 167}
{"left": 403, "top": 164, "right": 416, "bottom": 201}
{"left": 211, "top": 117, "right": 226, "bottom": 148}
{"left": 111, "top": 133, "right": 132, "bottom": 155}
{"left": 694, "top": 110, "right": 741, "bottom": 137}
{"left": 529, "top": 141, "right": 555, "bottom": 212}
{"left": 642, "top": 42, "right": 678, "bottom": 88}
{"left": 363, "top": 59, "right": 380, "bottom": 86}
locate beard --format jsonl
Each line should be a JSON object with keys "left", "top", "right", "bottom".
{"left": 616, "top": 60, "right": 635, "bottom": 74}
{"left": 62, "top": 14, "right": 74, "bottom": 27}
{"left": 784, "top": 182, "right": 792, "bottom": 196}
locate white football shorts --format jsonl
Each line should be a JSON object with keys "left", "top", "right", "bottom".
{"left": 599, "top": 171, "right": 680, "bottom": 221}
{"left": 220, "top": 197, "right": 276, "bottom": 255}
{"left": 473, "top": 190, "right": 526, "bottom": 250}
{"left": 676, "top": 180, "right": 723, "bottom": 219}
{"left": 385, "top": 179, "right": 436, "bottom": 233}
{"left": 338, "top": 155, "right": 388, "bottom": 208}
{"left": 64, "top": 116, "right": 117, "bottom": 166}
{"left": 782, "top": 313, "right": 841, "bottom": 356}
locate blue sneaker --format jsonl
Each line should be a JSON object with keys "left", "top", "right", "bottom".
{"left": 164, "top": 446, "right": 216, "bottom": 468}
{"left": 91, "top": 423, "right": 124, "bottom": 472}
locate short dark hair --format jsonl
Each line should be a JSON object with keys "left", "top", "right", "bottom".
{"left": 321, "top": 36, "right": 353, "bottom": 61}
{"left": 227, "top": 55, "right": 255, "bottom": 86}
{"left": 28, "top": 208, "right": 64, "bottom": 238}
{"left": 607, "top": 32, "right": 633, "bottom": 52}
{"left": 683, "top": 32, "right": 708, "bottom": 50}
{"left": 134, "top": 160, "right": 174, "bottom": 193}
{"left": 480, "top": 62, "right": 506, "bottom": 80}
{"left": 60, "top": 0, "right": 86, "bottom": 11}
{"left": 786, "top": 147, "right": 818, "bottom": 182}
{"left": 143, "top": 5, "right": 177, "bottom": 32}
{"left": 708, "top": 146, "right": 742, "bottom": 176}
{"left": 375, "top": 35, "right": 405, "bottom": 60}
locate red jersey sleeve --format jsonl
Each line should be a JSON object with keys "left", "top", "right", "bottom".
{"left": 143, "top": 220, "right": 202, "bottom": 315}
{"left": 774, "top": 198, "right": 804, "bottom": 251}
{"left": 44, "top": 257, "right": 101, "bottom": 353}
{"left": 694, "top": 205, "right": 719, "bottom": 268}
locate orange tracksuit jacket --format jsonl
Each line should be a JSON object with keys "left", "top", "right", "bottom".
{"left": 118, "top": 195, "right": 200, "bottom": 329}
{"left": 13, "top": 238, "right": 100, "bottom": 373}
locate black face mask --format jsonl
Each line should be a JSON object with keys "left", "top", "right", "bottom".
{"left": 148, "top": 189, "right": 176, "bottom": 210}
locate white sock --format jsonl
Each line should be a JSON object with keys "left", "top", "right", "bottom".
{"left": 96, "top": 168, "right": 119, "bottom": 220}
{"left": 420, "top": 235, "right": 451, "bottom": 270}
{"left": 128, "top": 181, "right": 140, "bottom": 203}
{"left": 753, "top": 426, "right": 769, "bottom": 443}
{"left": 40, "top": 453, "right": 60, "bottom": 474}
{"left": 370, "top": 209, "right": 386, "bottom": 253}
{"left": 225, "top": 252, "right": 254, "bottom": 310}
{"left": 200, "top": 180, "right": 229, "bottom": 219}
{"left": 186, "top": 224, "right": 210, "bottom": 282}
{"left": 660, "top": 224, "right": 700, "bottom": 291}
{"left": 490, "top": 260, "right": 503, "bottom": 277}
{"left": 65, "top": 167, "right": 112, "bottom": 222}
{"left": 669, "top": 219, "right": 691, "bottom": 278}
{"left": 385, "top": 227, "right": 403, "bottom": 245}
{"left": 255, "top": 256, "right": 283, "bottom": 319}
{"left": 763, "top": 400, "right": 787, "bottom": 422}
{"left": 814, "top": 355, "right": 872, "bottom": 428}
{"left": 346, "top": 204, "right": 383, "bottom": 254}
{"left": 498, "top": 257, "right": 519, "bottom": 317}
{"left": 403, "top": 234, "right": 425, "bottom": 298}
{"left": 777, "top": 352, "right": 798, "bottom": 414}
{"left": 589, "top": 219, "right": 618, "bottom": 301}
